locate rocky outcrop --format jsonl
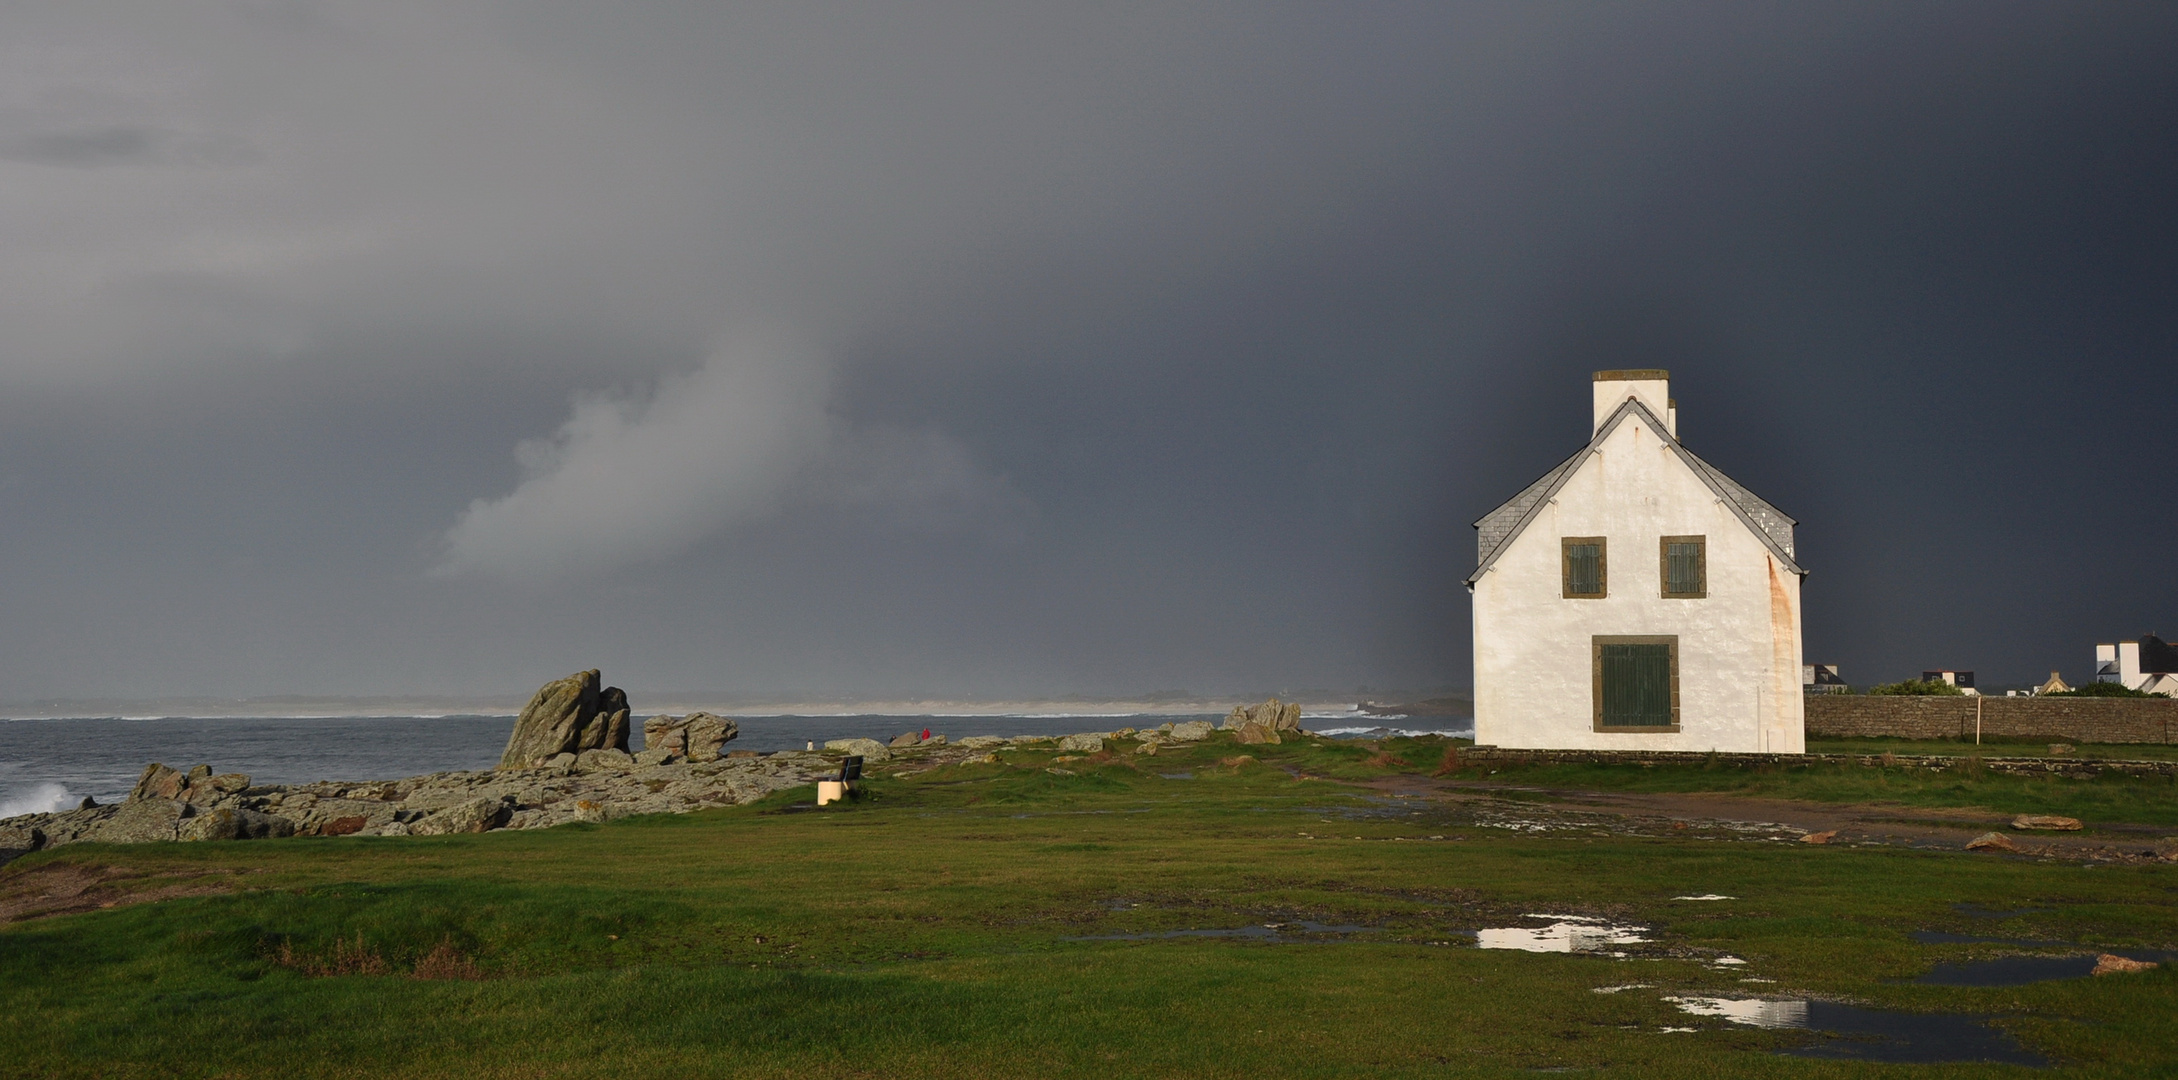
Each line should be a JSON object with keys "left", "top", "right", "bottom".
{"left": 2093, "top": 954, "right": 2159, "bottom": 975}
{"left": 408, "top": 797, "right": 513, "bottom": 836}
{"left": 1965, "top": 832, "right": 2020, "bottom": 852}
{"left": 643, "top": 712, "right": 740, "bottom": 762}
{"left": 1057, "top": 733, "right": 1104, "bottom": 753}
{"left": 823, "top": 738, "right": 890, "bottom": 761}
{"left": 2012, "top": 814, "right": 2083, "bottom": 831}
{"left": 499, "top": 670, "right": 632, "bottom": 769}
{"left": 179, "top": 807, "right": 296, "bottom": 842}
{"left": 1221, "top": 699, "right": 1302, "bottom": 744}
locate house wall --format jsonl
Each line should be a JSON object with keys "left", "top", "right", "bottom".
{"left": 1804, "top": 695, "right": 2178, "bottom": 744}
{"left": 1472, "top": 411, "right": 1803, "bottom": 753}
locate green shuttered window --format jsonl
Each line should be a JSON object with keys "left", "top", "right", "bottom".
{"left": 1594, "top": 636, "right": 1678, "bottom": 731}
{"left": 1660, "top": 535, "right": 1706, "bottom": 598}
{"left": 1563, "top": 537, "right": 1606, "bottom": 598}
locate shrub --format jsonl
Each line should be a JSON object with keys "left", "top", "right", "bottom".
{"left": 2047, "top": 681, "right": 2156, "bottom": 698}
{"left": 1867, "top": 679, "right": 1965, "bottom": 696}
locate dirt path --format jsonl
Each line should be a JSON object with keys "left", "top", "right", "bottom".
{"left": 1360, "top": 774, "right": 2178, "bottom": 863}
{"left": 0, "top": 861, "right": 246, "bottom": 925}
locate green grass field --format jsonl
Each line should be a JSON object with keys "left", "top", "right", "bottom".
{"left": 2, "top": 735, "right": 2174, "bottom": 1078}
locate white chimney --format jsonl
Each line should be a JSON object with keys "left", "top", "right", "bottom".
{"left": 2120, "top": 641, "right": 2142, "bottom": 688}
{"left": 1592, "top": 370, "right": 1671, "bottom": 437}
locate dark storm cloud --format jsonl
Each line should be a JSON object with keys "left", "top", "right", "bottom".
{"left": 0, "top": 3, "right": 2171, "bottom": 702}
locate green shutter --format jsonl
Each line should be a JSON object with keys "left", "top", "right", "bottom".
{"left": 1666, "top": 542, "right": 1703, "bottom": 596}
{"left": 1566, "top": 543, "right": 1600, "bottom": 595}
{"left": 1599, "top": 643, "right": 1673, "bottom": 727}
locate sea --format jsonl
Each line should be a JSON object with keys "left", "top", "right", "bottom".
{"left": 0, "top": 711, "right": 1470, "bottom": 817}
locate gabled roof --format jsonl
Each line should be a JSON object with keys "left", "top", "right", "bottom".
{"left": 1466, "top": 398, "right": 1802, "bottom": 586}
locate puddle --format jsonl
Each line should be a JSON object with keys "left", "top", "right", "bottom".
{"left": 1673, "top": 894, "right": 1735, "bottom": 901}
{"left": 1665, "top": 997, "right": 2044, "bottom": 1065}
{"left": 1472, "top": 915, "right": 1650, "bottom": 955}
{"left": 1917, "top": 954, "right": 2099, "bottom": 986}
{"left": 1912, "top": 930, "right": 2070, "bottom": 947}
{"left": 1068, "top": 921, "right": 1381, "bottom": 942}
{"left": 1917, "top": 950, "right": 2170, "bottom": 986}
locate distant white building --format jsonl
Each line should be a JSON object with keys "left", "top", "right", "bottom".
{"left": 1921, "top": 669, "right": 1977, "bottom": 696}
{"left": 2094, "top": 636, "right": 2178, "bottom": 696}
{"left": 1467, "top": 370, "right": 1806, "bottom": 753}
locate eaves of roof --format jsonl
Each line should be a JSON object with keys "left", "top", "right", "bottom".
{"left": 1464, "top": 398, "right": 1803, "bottom": 587}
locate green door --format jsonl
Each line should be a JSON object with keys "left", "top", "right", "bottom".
{"left": 1598, "top": 643, "right": 1673, "bottom": 727}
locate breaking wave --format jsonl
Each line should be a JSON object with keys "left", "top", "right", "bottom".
{"left": 0, "top": 781, "right": 77, "bottom": 818}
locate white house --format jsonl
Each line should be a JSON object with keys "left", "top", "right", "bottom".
{"left": 1467, "top": 370, "right": 1806, "bottom": 753}
{"left": 2093, "top": 636, "right": 2178, "bottom": 696}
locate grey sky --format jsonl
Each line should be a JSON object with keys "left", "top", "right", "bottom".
{"left": 0, "top": 3, "right": 2172, "bottom": 703}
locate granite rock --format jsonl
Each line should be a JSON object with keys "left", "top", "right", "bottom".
{"left": 178, "top": 807, "right": 297, "bottom": 842}
{"left": 823, "top": 738, "right": 891, "bottom": 761}
{"left": 499, "top": 670, "right": 633, "bottom": 769}
{"left": 409, "top": 797, "right": 513, "bottom": 836}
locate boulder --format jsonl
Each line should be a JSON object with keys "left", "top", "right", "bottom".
{"left": 1234, "top": 723, "right": 1275, "bottom": 745}
{"left": 2011, "top": 815, "right": 2083, "bottom": 831}
{"left": 644, "top": 715, "right": 688, "bottom": 754}
{"left": 178, "top": 807, "right": 297, "bottom": 842}
{"left": 1222, "top": 699, "right": 1303, "bottom": 734}
{"left": 1058, "top": 734, "right": 1105, "bottom": 753}
{"left": 1965, "top": 832, "right": 2020, "bottom": 853}
{"left": 320, "top": 816, "right": 371, "bottom": 837}
{"left": 575, "top": 748, "right": 635, "bottom": 772}
{"left": 956, "top": 736, "right": 1007, "bottom": 750}
{"left": 643, "top": 712, "right": 738, "bottom": 762}
{"left": 682, "top": 713, "right": 737, "bottom": 762}
{"left": 824, "top": 738, "right": 891, "bottom": 761}
{"left": 129, "top": 763, "right": 188, "bottom": 801}
{"left": 1167, "top": 720, "right": 1214, "bottom": 742}
{"left": 499, "top": 670, "right": 633, "bottom": 769}
{"left": 632, "top": 749, "right": 675, "bottom": 767}
{"left": 2093, "top": 954, "right": 2159, "bottom": 976}
{"left": 85, "top": 799, "right": 188, "bottom": 844}
{"left": 0, "top": 822, "right": 44, "bottom": 854}
{"left": 409, "top": 797, "right": 512, "bottom": 836}
{"left": 889, "top": 731, "right": 923, "bottom": 748}
{"left": 1799, "top": 830, "right": 1838, "bottom": 845}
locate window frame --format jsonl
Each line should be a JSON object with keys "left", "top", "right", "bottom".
{"left": 1592, "top": 634, "right": 1681, "bottom": 733}
{"left": 1561, "top": 536, "right": 1608, "bottom": 599}
{"left": 1658, "top": 535, "right": 1707, "bottom": 599}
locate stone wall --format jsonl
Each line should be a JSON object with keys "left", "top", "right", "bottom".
{"left": 1803, "top": 695, "right": 2178, "bottom": 744}
{"left": 1457, "top": 746, "right": 2178, "bottom": 780}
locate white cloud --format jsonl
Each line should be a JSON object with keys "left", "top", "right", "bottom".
{"left": 436, "top": 333, "right": 1024, "bottom": 582}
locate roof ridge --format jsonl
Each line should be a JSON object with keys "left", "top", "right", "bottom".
{"left": 1465, "top": 397, "right": 1801, "bottom": 586}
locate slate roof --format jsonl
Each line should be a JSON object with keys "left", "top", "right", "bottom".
{"left": 1467, "top": 398, "right": 1801, "bottom": 586}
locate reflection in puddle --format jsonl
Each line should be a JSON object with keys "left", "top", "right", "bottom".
{"left": 1912, "top": 930, "right": 2070, "bottom": 947}
{"left": 1665, "top": 997, "right": 2044, "bottom": 1065}
{"left": 1667, "top": 996, "right": 1808, "bottom": 1029}
{"left": 1918, "top": 951, "right": 2168, "bottom": 986}
{"left": 1069, "top": 921, "right": 1381, "bottom": 942}
{"left": 1472, "top": 915, "right": 1650, "bottom": 955}
{"left": 1918, "top": 954, "right": 2099, "bottom": 986}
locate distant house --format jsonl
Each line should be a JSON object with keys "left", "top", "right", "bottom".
{"left": 2094, "top": 636, "right": 2178, "bottom": 696}
{"left": 2035, "top": 671, "right": 2070, "bottom": 695}
{"left": 1921, "top": 670, "right": 1977, "bottom": 696}
{"left": 1803, "top": 664, "right": 1847, "bottom": 694}
{"left": 1467, "top": 370, "right": 1806, "bottom": 753}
